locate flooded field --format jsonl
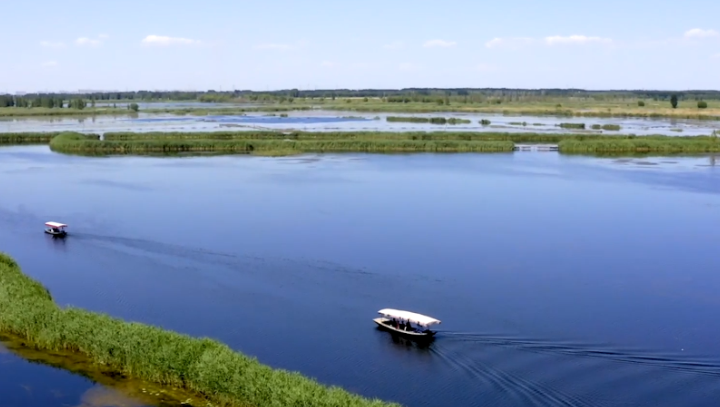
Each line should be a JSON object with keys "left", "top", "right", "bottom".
{"left": 0, "top": 109, "right": 718, "bottom": 136}
{"left": 1, "top": 146, "right": 720, "bottom": 406}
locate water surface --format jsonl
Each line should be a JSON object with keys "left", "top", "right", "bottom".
{"left": 1, "top": 146, "right": 720, "bottom": 406}
{"left": 0, "top": 109, "right": 718, "bottom": 136}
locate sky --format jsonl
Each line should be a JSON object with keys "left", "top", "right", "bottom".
{"left": 2, "top": 0, "right": 720, "bottom": 92}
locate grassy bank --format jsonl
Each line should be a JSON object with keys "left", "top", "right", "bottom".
{"left": 0, "top": 252, "right": 400, "bottom": 407}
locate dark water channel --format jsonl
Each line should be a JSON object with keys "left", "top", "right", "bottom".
{"left": 1, "top": 146, "right": 720, "bottom": 407}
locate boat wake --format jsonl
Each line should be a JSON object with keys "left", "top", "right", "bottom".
{"left": 435, "top": 331, "right": 720, "bottom": 378}
{"left": 420, "top": 331, "right": 720, "bottom": 407}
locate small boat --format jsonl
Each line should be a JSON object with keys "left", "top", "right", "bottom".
{"left": 44, "top": 221, "right": 68, "bottom": 237}
{"left": 373, "top": 308, "right": 441, "bottom": 338}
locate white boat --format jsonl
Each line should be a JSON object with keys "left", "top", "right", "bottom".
{"left": 44, "top": 221, "right": 68, "bottom": 237}
{"left": 373, "top": 308, "right": 441, "bottom": 338}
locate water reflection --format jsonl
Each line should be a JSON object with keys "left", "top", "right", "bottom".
{"left": 73, "top": 386, "right": 146, "bottom": 407}
{"left": 0, "top": 334, "right": 205, "bottom": 407}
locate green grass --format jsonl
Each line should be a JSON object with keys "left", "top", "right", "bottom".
{"left": 385, "top": 116, "right": 471, "bottom": 124}
{"left": 0, "top": 132, "right": 66, "bottom": 144}
{"left": 558, "top": 138, "right": 720, "bottom": 153}
{"left": 590, "top": 124, "right": 622, "bottom": 131}
{"left": 6, "top": 130, "right": 720, "bottom": 157}
{"left": 100, "top": 130, "right": 622, "bottom": 143}
{"left": 558, "top": 123, "right": 586, "bottom": 130}
{"left": 0, "top": 252, "right": 401, "bottom": 407}
{"left": 49, "top": 132, "right": 514, "bottom": 155}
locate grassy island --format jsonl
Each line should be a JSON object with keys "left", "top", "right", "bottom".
{"left": 48, "top": 132, "right": 515, "bottom": 156}
{"left": 1, "top": 130, "right": 719, "bottom": 157}
{"left": 0, "top": 252, "right": 400, "bottom": 407}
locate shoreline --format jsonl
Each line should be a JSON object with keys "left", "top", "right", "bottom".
{"left": 0, "top": 252, "right": 401, "bottom": 407}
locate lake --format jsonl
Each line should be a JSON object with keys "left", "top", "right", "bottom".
{"left": 0, "top": 109, "right": 719, "bottom": 136}
{"left": 1, "top": 146, "right": 720, "bottom": 407}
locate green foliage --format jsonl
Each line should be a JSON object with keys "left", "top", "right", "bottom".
{"left": 638, "top": 100, "right": 645, "bottom": 107}
{"left": 385, "top": 116, "right": 470, "bottom": 124}
{"left": 671, "top": 95, "right": 678, "bottom": 109}
{"left": 558, "top": 123, "right": 586, "bottom": 129}
{"left": 129, "top": 103, "right": 139, "bottom": 112}
{"left": 592, "top": 124, "right": 622, "bottom": 131}
{"left": 698, "top": 101, "right": 708, "bottom": 109}
{"left": 50, "top": 132, "right": 515, "bottom": 156}
{"left": 0, "top": 132, "right": 64, "bottom": 145}
{"left": 559, "top": 138, "right": 720, "bottom": 153}
{"left": 0, "top": 252, "right": 401, "bottom": 407}
{"left": 480, "top": 119, "right": 491, "bottom": 125}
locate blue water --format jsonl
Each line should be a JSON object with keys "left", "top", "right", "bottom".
{"left": 1, "top": 146, "right": 720, "bottom": 406}
{"left": 1, "top": 109, "right": 718, "bottom": 136}
{"left": 128, "top": 114, "right": 368, "bottom": 125}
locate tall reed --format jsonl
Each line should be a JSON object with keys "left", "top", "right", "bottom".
{"left": 0, "top": 252, "right": 400, "bottom": 407}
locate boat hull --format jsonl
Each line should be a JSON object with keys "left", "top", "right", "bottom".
{"left": 373, "top": 318, "right": 436, "bottom": 339}
{"left": 45, "top": 230, "right": 67, "bottom": 237}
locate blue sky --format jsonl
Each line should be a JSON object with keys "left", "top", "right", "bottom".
{"left": 3, "top": 0, "right": 720, "bottom": 92}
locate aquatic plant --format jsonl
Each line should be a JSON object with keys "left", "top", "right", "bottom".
{"left": 0, "top": 132, "right": 63, "bottom": 144}
{"left": 50, "top": 132, "right": 515, "bottom": 156}
{"left": 558, "top": 138, "right": 720, "bottom": 154}
{"left": 385, "top": 116, "right": 469, "bottom": 124}
{"left": 558, "top": 123, "right": 586, "bottom": 130}
{"left": 590, "top": 124, "right": 621, "bottom": 131}
{"left": 0, "top": 252, "right": 401, "bottom": 407}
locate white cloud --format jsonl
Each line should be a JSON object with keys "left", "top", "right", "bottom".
{"left": 383, "top": 41, "right": 404, "bottom": 50}
{"left": 485, "top": 37, "right": 536, "bottom": 48}
{"left": 486, "top": 35, "right": 611, "bottom": 48}
{"left": 423, "top": 39, "right": 457, "bottom": 48}
{"left": 75, "top": 37, "right": 102, "bottom": 46}
{"left": 713, "top": 53, "right": 720, "bottom": 59}
{"left": 684, "top": 28, "right": 719, "bottom": 39}
{"left": 98, "top": 33, "right": 109, "bottom": 39}
{"left": 42, "top": 60, "right": 58, "bottom": 67}
{"left": 544, "top": 35, "right": 612, "bottom": 45}
{"left": 141, "top": 35, "right": 201, "bottom": 46}
{"left": 40, "top": 41, "right": 66, "bottom": 48}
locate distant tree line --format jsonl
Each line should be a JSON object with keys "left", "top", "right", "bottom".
{"left": 0, "top": 95, "right": 91, "bottom": 109}
{"left": 2, "top": 88, "right": 720, "bottom": 107}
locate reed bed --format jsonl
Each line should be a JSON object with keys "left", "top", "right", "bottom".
{"left": 558, "top": 138, "right": 720, "bottom": 153}
{"left": 591, "top": 124, "right": 622, "bottom": 131}
{"left": 12, "top": 131, "right": 720, "bottom": 157}
{"left": 51, "top": 133, "right": 515, "bottom": 155}
{"left": 558, "top": 123, "right": 586, "bottom": 129}
{"left": 0, "top": 132, "right": 62, "bottom": 144}
{"left": 0, "top": 252, "right": 400, "bottom": 407}
{"left": 102, "top": 130, "right": 632, "bottom": 143}
{"left": 385, "top": 116, "right": 471, "bottom": 124}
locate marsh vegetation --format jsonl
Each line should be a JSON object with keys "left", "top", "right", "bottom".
{"left": 0, "top": 252, "right": 401, "bottom": 407}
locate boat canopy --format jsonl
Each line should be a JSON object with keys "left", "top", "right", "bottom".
{"left": 45, "top": 221, "right": 67, "bottom": 228}
{"left": 378, "top": 309, "right": 441, "bottom": 326}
